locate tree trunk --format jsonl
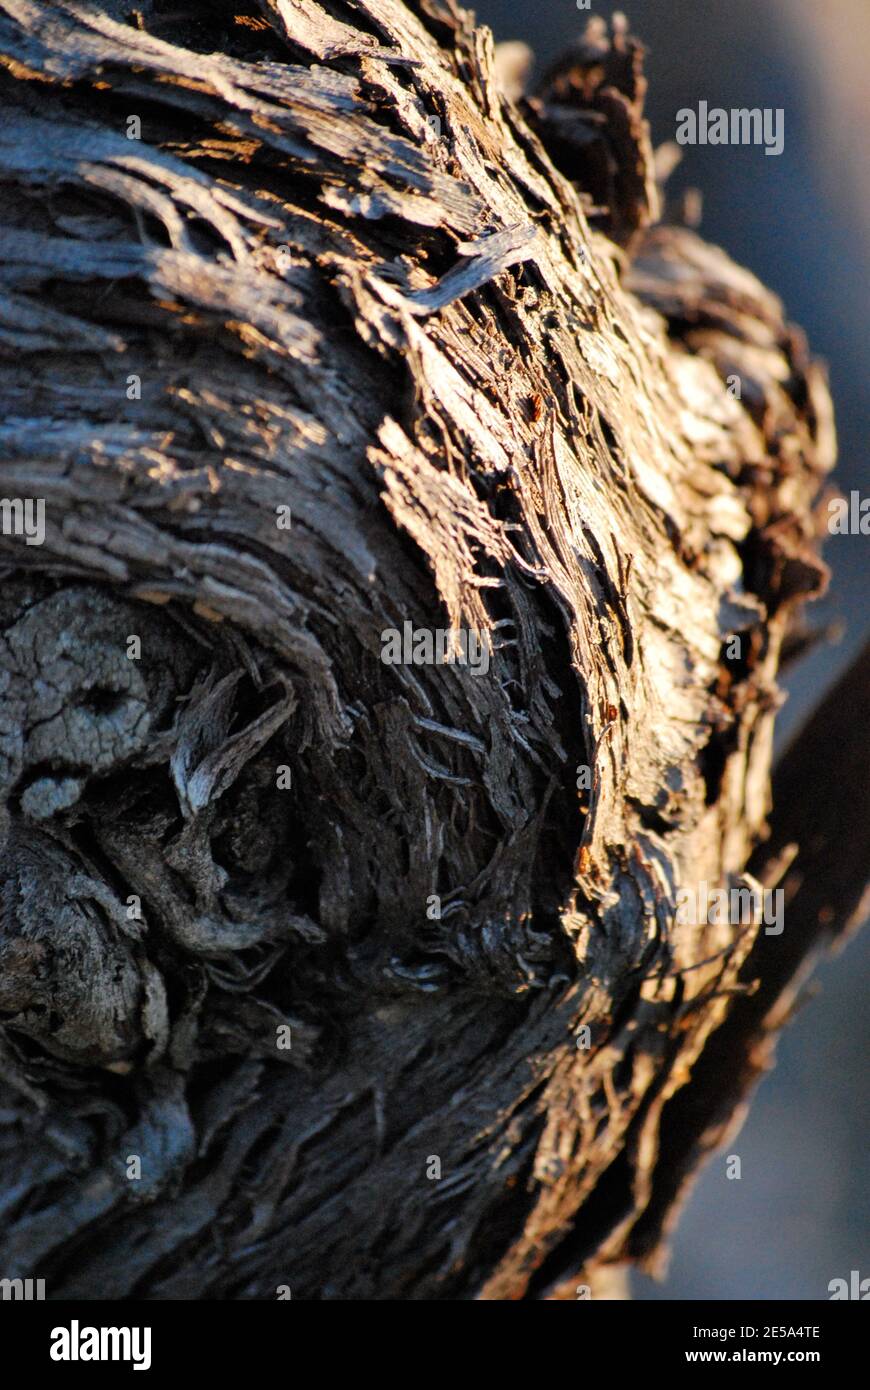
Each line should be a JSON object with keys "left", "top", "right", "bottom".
{"left": 0, "top": 1, "right": 859, "bottom": 1300}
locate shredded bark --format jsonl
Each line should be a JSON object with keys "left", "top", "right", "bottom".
{"left": 0, "top": 2, "right": 851, "bottom": 1299}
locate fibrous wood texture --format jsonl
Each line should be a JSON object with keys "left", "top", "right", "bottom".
{"left": 0, "top": 2, "right": 857, "bottom": 1299}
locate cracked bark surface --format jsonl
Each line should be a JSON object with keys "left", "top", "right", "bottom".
{"left": 0, "top": 2, "right": 860, "bottom": 1299}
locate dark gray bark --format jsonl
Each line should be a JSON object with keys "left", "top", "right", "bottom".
{"left": 0, "top": 2, "right": 857, "bottom": 1299}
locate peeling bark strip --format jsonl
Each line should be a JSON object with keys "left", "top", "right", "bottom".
{"left": 0, "top": 2, "right": 854, "bottom": 1300}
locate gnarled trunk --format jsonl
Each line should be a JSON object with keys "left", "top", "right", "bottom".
{"left": 0, "top": 1, "right": 860, "bottom": 1300}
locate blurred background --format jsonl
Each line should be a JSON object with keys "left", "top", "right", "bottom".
{"left": 472, "top": 0, "right": 868, "bottom": 1299}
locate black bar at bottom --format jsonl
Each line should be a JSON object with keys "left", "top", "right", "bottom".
{"left": 0, "top": 1297, "right": 863, "bottom": 1376}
